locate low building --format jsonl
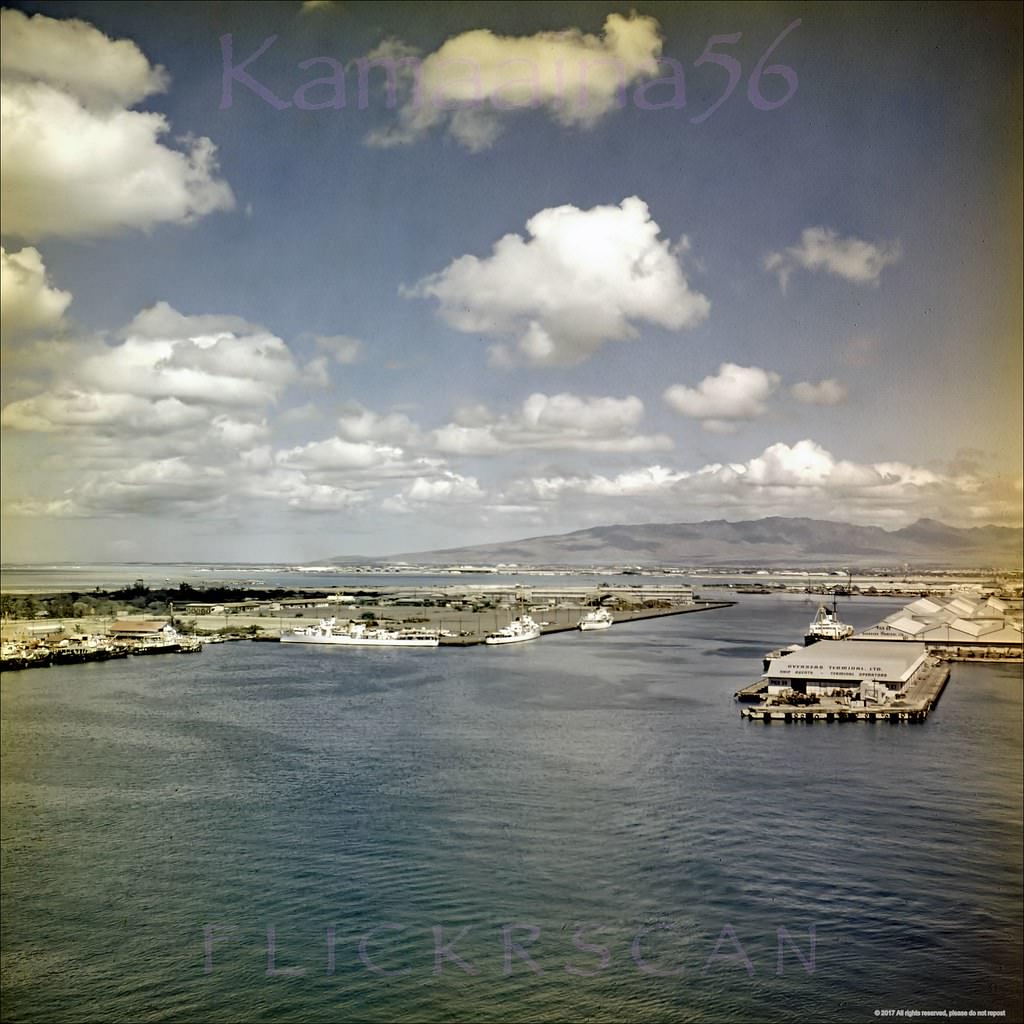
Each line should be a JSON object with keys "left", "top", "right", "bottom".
{"left": 765, "top": 640, "right": 929, "bottom": 700}
{"left": 108, "top": 620, "right": 177, "bottom": 639}
{"left": 183, "top": 603, "right": 224, "bottom": 615}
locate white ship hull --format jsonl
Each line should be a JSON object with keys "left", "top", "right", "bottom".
{"left": 804, "top": 627, "right": 855, "bottom": 645}
{"left": 280, "top": 617, "right": 439, "bottom": 647}
{"left": 484, "top": 630, "right": 541, "bottom": 645}
{"left": 281, "top": 633, "right": 438, "bottom": 647}
{"left": 805, "top": 603, "right": 854, "bottom": 645}
{"left": 579, "top": 611, "right": 613, "bottom": 631}
{"left": 485, "top": 615, "right": 541, "bottom": 645}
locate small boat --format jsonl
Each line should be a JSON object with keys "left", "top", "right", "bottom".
{"left": 485, "top": 615, "right": 541, "bottom": 645}
{"left": 578, "top": 608, "right": 613, "bottom": 631}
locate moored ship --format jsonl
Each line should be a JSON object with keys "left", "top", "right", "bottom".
{"left": 578, "top": 608, "right": 613, "bottom": 631}
{"left": 484, "top": 615, "right": 541, "bottom": 645}
{"left": 280, "top": 617, "right": 439, "bottom": 647}
{"left": 804, "top": 602, "right": 855, "bottom": 645}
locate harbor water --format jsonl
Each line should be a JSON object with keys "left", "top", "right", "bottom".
{"left": 1, "top": 596, "right": 1021, "bottom": 1022}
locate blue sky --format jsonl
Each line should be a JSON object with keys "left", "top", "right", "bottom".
{"left": 1, "top": 1, "right": 1021, "bottom": 561}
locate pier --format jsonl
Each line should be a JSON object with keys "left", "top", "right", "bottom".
{"left": 437, "top": 600, "right": 734, "bottom": 646}
{"left": 734, "top": 678, "right": 770, "bottom": 702}
{"left": 739, "top": 659, "right": 951, "bottom": 723}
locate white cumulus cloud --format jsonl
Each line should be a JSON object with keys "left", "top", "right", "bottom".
{"left": 1, "top": 391, "right": 206, "bottom": 435}
{"left": 406, "top": 197, "right": 709, "bottom": 366}
{"left": 0, "top": 8, "right": 167, "bottom": 107}
{"left": 764, "top": 227, "right": 901, "bottom": 291}
{"left": 242, "top": 463, "right": 367, "bottom": 512}
{"left": 516, "top": 464, "right": 689, "bottom": 500}
{"left": 336, "top": 402, "right": 420, "bottom": 445}
{"left": 740, "top": 440, "right": 878, "bottom": 488}
{"left": 433, "top": 392, "right": 672, "bottom": 454}
{"left": 1, "top": 303, "right": 297, "bottom": 452}
{"left": 0, "top": 9, "right": 233, "bottom": 240}
{"left": 0, "top": 246, "right": 72, "bottom": 339}
{"left": 791, "top": 379, "right": 847, "bottom": 405}
{"left": 277, "top": 437, "right": 406, "bottom": 472}
{"left": 663, "top": 363, "right": 780, "bottom": 432}
{"left": 74, "top": 457, "right": 228, "bottom": 516}
{"left": 366, "top": 12, "right": 663, "bottom": 151}
{"left": 407, "top": 472, "right": 485, "bottom": 503}
{"left": 276, "top": 433, "right": 444, "bottom": 484}
{"left": 79, "top": 303, "right": 297, "bottom": 408}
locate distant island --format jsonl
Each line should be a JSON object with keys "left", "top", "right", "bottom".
{"left": 327, "top": 517, "right": 1023, "bottom": 570}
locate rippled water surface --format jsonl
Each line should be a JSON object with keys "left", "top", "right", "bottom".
{"left": 2, "top": 597, "right": 1021, "bottom": 1022}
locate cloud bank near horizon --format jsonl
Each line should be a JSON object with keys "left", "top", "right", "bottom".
{"left": 1, "top": 6, "right": 1019, "bottom": 561}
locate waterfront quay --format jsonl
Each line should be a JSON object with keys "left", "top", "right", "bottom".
{"left": 0, "top": 583, "right": 735, "bottom": 668}
{"left": 180, "top": 582, "right": 731, "bottom": 640}
{"left": 439, "top": 600, "right": 731, "bottom": 645}
{"left": 253, "top": 598, "right": 735, "bottom": 646}
{"left": 1, "top": 631, "right": 202, "bottom": 672}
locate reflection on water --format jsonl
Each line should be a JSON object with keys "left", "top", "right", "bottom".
{"left": 1, "top": 597, "right": 1021, "bottom": 1023}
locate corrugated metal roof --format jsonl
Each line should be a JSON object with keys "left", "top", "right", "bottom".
{"left": 767, "top": 640, "right": 927, "bottom": 682}
{"left": 866, "top": 593, "right": 1021, "bottom": 647}
{"left": 888, "top": 616, "right": 929, "bottom": 636}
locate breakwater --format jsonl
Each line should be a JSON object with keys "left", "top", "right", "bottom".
{"left": 439, "top": 601, "right": 734, "bottom": 646}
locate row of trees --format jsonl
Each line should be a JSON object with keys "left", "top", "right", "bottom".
{"left": 3, "top": 590, "right": 190, "bottom": 620}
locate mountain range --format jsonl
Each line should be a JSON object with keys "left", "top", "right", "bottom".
{"left": 328, "top": 517, "right": 1023, "bottom": 569}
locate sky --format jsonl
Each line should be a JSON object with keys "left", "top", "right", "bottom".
{"left": 1, "top": 0, "right": 1021, "bottom": 563}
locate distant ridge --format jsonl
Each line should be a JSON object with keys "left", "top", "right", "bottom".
{"left": 327, "top": 517, "right": 1023, "bottom": 569}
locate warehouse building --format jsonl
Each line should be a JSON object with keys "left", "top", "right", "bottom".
{"left": 855, "top": 594, "right": 1022, "bottom": 651}
{"left": 765, "top": 640, "right": 929, "bottom": 700}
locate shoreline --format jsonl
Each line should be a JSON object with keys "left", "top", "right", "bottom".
{"left": 0, "top": 601, "right": 735, "bottom": 669}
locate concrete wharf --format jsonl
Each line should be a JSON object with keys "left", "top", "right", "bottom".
{"left": 739, "top": 659, "right": 951, "bottom": 723}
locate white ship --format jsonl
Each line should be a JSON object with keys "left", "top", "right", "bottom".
{"left": 280, "top": 617, "right": 439, "bottom": 647}
{"left": 485, "top": 615, "right": 541, "bottom": 645}
{"left": 578, "top": 608, "right": 613, "bottom": 631}
{"left": 804, "top": 603, "right": 855, "bottom": 645}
